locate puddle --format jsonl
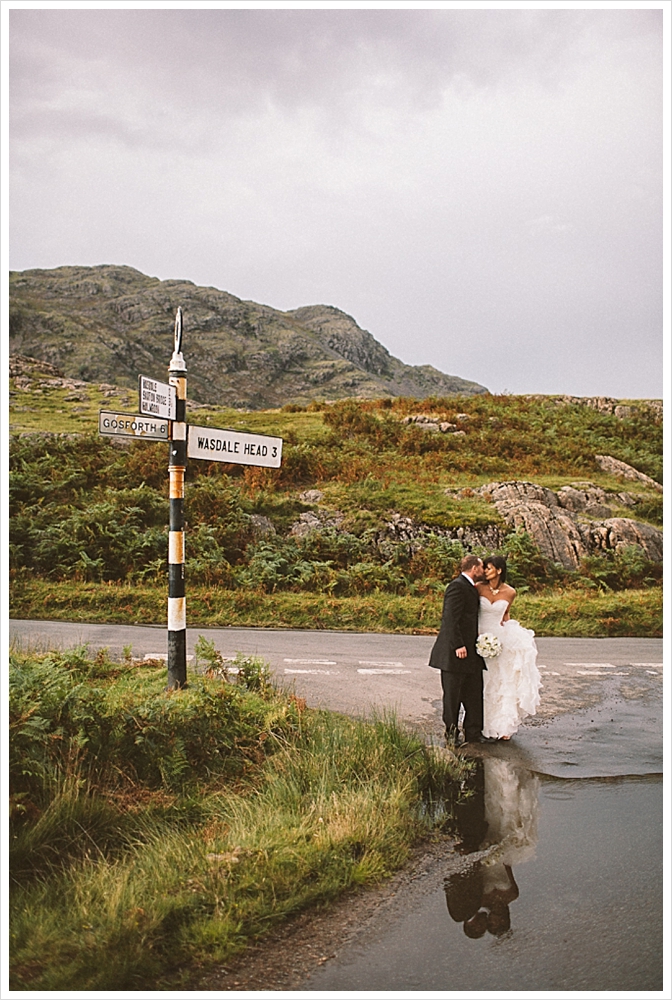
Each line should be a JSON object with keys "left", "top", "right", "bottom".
{"left": 305, "top": 758, "right": 663, "bottom": 992}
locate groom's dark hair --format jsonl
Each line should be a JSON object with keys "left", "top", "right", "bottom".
{"left": 460, "top": 554, "right": 482, "bottom": 573}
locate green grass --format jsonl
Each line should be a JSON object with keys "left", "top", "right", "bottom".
{"left": 10, "top": 647, "right": 468, "bottom": 990}
{"left": 9, "top": 579, "right": 662, "bottom": 636}
{"left": 9, "top": 383, "right": 138, "bottom": 435}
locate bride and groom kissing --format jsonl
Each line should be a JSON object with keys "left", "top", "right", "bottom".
{"left": 429, "top": 554, "right": 541, "bottom": 745}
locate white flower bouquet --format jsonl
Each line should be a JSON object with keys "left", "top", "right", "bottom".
{"left": 476, "top": 633, "right": 502, "bottom": 659}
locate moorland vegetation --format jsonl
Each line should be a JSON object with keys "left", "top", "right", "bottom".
{"left": 10, "top": 386, "right": 663, "bottom": 635}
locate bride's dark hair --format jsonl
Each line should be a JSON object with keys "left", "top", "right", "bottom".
{"left": 483, "top": 554, "right": 507, "bottom": 583}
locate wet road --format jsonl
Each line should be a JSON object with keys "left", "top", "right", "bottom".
{"left": 9, "top": 620, "right": 663, "bottom": 777}
{"left": 305, "top": 768, "right": 663, "bottom": 992}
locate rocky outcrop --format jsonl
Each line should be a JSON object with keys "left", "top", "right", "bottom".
{"left": 373, "top": 513, "right": 502, "bottom": 559}
{"left": 290, "top": 509, "right": 345, "bottom": 539}
{"left": 528, "top": 395, "right": 663, "bottom": 421}
{"left": 9, "top": 353, "right": 130, "bottom": 409}
{"left": 401, "top": 414, "right": 460, "bottom": 433}
{"left": 289, "top": 505, "right": 502, "bottom": 556}
{"left": 581, "top": 518, "right": 663, "bottom": 562}
{"left": 10, "top": 354, "right": 64, "bottom": 379}
{"left": 594, "top": 455, "right": 663, "bottom": 492}
{"left": 289, "top": 475, "right": 662, "bottom": 569}
{"left": 470, "top": 480, "right": 663, "bottom": 570}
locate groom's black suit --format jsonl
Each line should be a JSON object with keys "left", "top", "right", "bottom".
{"left": 429, "top": 573, "right": 486, "bottom": 742}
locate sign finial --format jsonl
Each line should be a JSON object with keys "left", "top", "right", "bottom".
{"left": 170, "top": 306, "right": 187, "bottom": 373}
{"left": 174, "top": 307, "right": 183, "bottom": 356}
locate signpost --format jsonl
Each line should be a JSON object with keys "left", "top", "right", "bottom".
{"left": 98, "top": 307, "right": 283, "bottom": 689}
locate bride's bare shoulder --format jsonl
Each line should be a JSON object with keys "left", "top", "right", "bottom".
{"left": 503, "top": 583, "right": 517, "bottom": 599}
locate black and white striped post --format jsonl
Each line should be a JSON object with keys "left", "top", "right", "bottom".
{"left": 167, "top": 307, "right": 187, "bottom": 689}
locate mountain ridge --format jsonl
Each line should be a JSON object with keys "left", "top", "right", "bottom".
{"left": 9, "top": 265, "right": 488, "bottom": 408}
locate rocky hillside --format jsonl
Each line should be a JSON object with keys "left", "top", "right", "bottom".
{"left": 9, "top": 266, "right": 487, "bottom": 408}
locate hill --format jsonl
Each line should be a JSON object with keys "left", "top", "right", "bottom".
{"left": 9, "top": 265, "right": 487, "bottom": 408}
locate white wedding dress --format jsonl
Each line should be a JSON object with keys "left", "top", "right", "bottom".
{"left": 478, "top": 597, "right": 542, "bottom": 739}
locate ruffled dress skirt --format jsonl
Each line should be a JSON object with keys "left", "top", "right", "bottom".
{"left": 481, "top": 619, "right": 542, "bottom": 739}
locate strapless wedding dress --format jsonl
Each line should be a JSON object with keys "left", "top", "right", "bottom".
{"left": 478, "top": 597, "right": 542, "bottom": 739}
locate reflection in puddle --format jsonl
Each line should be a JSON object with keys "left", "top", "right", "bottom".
{"left": 446, "top": 759, "right": 539, "bottom": 939}
{"left": 307, "top": 760, "right": 662, "bottom": 992}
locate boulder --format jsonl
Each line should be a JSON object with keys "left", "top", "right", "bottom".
{"left": 480, "top": 481, "right": 559, "bottom": 508}
{"left": 249, "top": 514, "right": 276, "bottom": 538}
{"left": 299, "top": 489, "right": 324, "bottom": 503}
{"left": 594, "top": 455, "right": 662, "bottom": 492}
{"left": 556, "top": 485, "right": 612, "bottom": 518}
{"left": 492, "top": 499, "right": 585, "bottom": 569}
{"left": 581, "top": 518, "right": 663, "bottom": 562}
{"left": 289, "top": 508, "right": 344, "bottom": 538}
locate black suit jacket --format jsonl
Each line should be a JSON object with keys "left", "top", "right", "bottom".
{"left": 429, "top": 574, "right": 485, "bottom": 674}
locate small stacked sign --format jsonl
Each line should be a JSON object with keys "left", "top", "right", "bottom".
{"left": 139, "top": 376, "right": 177, "bottom": 420}
{"left": 98, "top": 309, "right": 283, "bottom": 688}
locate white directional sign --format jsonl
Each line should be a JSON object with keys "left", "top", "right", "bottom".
{"left": 139, "top": 375, "right": 176, "bottom": 420}
{"left": 188, "top": 425, "right": 283, "bottom": 468}
{"left": 99, "top": 411, "right": 170, "bottom": 440}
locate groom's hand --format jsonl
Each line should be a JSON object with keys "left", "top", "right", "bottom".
{"left": 455, "top": 646, "right": 467, "bottom": 658}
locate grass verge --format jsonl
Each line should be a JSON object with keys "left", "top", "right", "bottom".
{"left": 10, "top": 647, "right": 468, "bottom": 991}
{"left": 9, "top": 580, "right": 663, "bottom": 637}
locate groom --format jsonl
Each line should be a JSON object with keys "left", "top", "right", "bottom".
{"left": 429, "top": 554, "right": 490, "bottom": 745}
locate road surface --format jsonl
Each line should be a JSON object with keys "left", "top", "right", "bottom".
{"left": 10, "top": 620, "right": 662, "bottom": 778}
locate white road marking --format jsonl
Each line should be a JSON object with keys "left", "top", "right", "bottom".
{"left": 565, "top": 662, "right": 617, "bottom": 669}
{"left": 358, "top": 668, "right": 412, "bottom": 675}
{"left": 284, "top": 658, "right": 337, "bottom": 665}
{"left": 576, "top": 670, "right": 629, "bottom": 676}
{"left": 359, "top": 660, "right": 405, "bottom": 667}
{"left": 631, "top": 663, "right": 663, "bottom": 668}
{"left": 646, "top": 670, "right": 660, "bottom": 675}
{"left": 284, "top": 668, "right": 339, "bottom": 675}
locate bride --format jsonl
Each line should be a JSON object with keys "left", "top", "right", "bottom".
{"left": 476, "top": 555, "right": 542, "bottom": 741}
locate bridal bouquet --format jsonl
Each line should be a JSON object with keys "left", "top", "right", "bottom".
{"left": 476, "top": 633, "right": 502, "bottom": 659}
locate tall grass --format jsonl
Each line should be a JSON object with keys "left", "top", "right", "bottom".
{"left": 9, "top": 578, "right": 663, "bottom": 636}
{"left": 10, "top": 648, "right": 468, "bottom": 990}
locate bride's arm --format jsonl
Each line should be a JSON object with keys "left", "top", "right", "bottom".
{"left": 501, "top": 587, "right": 516, "bottom": 622}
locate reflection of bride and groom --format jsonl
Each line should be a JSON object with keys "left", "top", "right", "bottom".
{"left": 429, "top": 553, "right": 542, "bottom": 745}
{"left": 445, "top": 756, "right": 540, "bottom": 938}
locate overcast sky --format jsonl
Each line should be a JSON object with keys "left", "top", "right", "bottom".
{"left": 8, "top": 5, "right": 665, "bottom": 398}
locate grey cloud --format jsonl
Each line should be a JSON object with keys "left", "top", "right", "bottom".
{"left": 9, "top": 8, "right": 663, "bottom": 398}
{"left": 12, "top": 9, "right": 658, "bottom": 118}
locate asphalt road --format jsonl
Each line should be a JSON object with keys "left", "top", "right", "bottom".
{"left": 9, "top": 620, "right": 663, "bottom": 779}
